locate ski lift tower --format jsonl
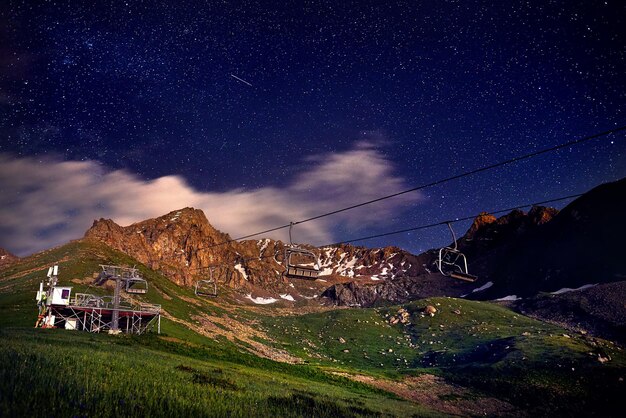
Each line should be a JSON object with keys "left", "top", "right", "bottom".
{"left": 35, "top": 265, "right": 159, "bottom": 334}
{"left": 95, "top": 265, "right": 148, "bottom": 332}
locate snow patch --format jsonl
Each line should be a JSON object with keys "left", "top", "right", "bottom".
{"left": 496, "top": 295, "right": 520, "bottom": 301}
{"left": 245, "top": 294, "right": 277, "bottom": 304}
{"left": 471, "top": 281, "right": 494, "bottom": 293}
{"left": 370, "top": 275, "right": 380, "bottom": 281}
{"left": 551, "top": 283, "right": 597, "bottom": 295}
{"left": 279, "top": 294, "right": 295, "bottom": 301}
{"left": 257, "top": 238, "right": 270, "bottom": 255}
{"left": 319, "top": 267, "right": 334, "bottom": 276}
{"left": 234, "top": 263, "right": 248, "bottom": 280}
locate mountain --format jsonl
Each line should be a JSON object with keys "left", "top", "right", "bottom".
{"left": 81, "top": 177, "right": 626, "bottom": 307}
{"left": 85, "top": 208, "right": 543, "bottom": 306}
{"left": 0, "top": 248, "right": 18, "bottom": 269}
{"left": 83, "top": 207, "right": 527, "bottom": 305}
{"left": 2, "top": 239, "right": 624, "bottom": 417}
{"left": 470, "top": 177, "right": 626, "bottom": 299}
{"left": 325, "top": 178, "right": 626, "bottom": 306}
{"left": 83, "top": 208, "right": 428, "bottom": 300}
{"left": 84, "top": 208, "right": 239, "bottom": 286}
{"left": 78, "top": 205, "right": 565, "bottom": 307}
{"left": 3, "top": 182, "right": 626, "bottom": 416}
{"left": 321, "top": 207, "right": 560, "bottom": 306}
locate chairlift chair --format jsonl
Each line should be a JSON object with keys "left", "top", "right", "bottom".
{"left": 283, "top": 222, "right": 320, "bottom": 280}
{"left": 195, "top": 267, "right": 218, "bottom": 297}
{"left": 436, "top": 222, "right": 477, "bottom": 282}
{"left": 284, "top": 247, "right": 320, "bottom": 279}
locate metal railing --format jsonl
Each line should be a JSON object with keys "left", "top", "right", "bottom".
{"left": 72, "top": 293, "right": 160, "bottom": 313}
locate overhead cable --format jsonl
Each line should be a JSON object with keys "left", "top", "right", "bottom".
{"left": 191, "top": 192, "right": 582, "bottom": 270}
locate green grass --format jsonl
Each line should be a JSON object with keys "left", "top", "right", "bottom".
{"left": 0, "top": 327, "right": 430, "bottom": 417}
{"left": 259, "top": 297, "right": 626, "bottom": 415}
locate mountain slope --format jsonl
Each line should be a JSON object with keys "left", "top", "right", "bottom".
{"left": 472, "top": 178, "right": 626, "bottom": 299}
{"left": 513, "top": 280, "right": 626, "bottom": 344}
{"left": 323, "top": 178, "right": 626, "bottom": 306}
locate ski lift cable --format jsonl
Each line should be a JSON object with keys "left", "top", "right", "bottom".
{"left": 194, "top": 125, "right": 625, "bottom": 252}
{"left": 190, "top": 192, "right": 582, "bottom": 270}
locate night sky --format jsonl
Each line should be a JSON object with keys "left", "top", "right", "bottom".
{"left": 1, "top": 0, "right": 625, "bottom": 256}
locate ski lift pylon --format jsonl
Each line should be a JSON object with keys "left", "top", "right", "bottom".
{"left": 283, "top": 222, "right": 320, "bottom": 280}
{"left": 435, "top": 222, "right": 477, "bottom": 282}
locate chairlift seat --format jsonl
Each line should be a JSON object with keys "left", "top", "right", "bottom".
{"left": 436, "top": 223, "right": 479, "bottom": 282}
{"left": 125, "top": 278, "right": 148, "bottom": 294}
{"left": 286, "top": 265, "right": 319, "bottom": 279}
{"left": 450, "top": 271, "right": 477, "bottom": 282}
{"left": 284, "top": 247, "right": 320, "bottom": 280}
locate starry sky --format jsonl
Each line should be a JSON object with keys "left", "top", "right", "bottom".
{"left": 1, "top": 0, "right": 625, "bottom": 256}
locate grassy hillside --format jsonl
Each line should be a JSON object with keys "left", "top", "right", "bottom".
{"left": 0, "top": 327, "right": 433, "bottom": 417}
{"left": 1, "top": 240, "right": 625, "bottom": 416}
{"left": 0, "top": 241, "right": 430, "bottom": 417}
{"left": 260, "top": 298, "right": 626, "bottom": 415}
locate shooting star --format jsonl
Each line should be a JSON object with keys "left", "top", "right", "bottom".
{"left": 230, "top": 73, "right": 253, "bottom": 87}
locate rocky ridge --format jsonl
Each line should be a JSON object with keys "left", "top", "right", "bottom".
{"left": 83, "top": 208, "right": 422, "bottom": 298}
{"left": 471, "top": 177, "right": 626, "bottom": 299}
{"left": 321, "top": 205, "right": 560, "bottom": 306}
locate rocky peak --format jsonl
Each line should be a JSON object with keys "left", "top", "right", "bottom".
{"left": 527, "top": 206, "right": 558, "bottom": 225}
{"left": 465, "top": 212, "right": 497, "bottom": 239}
{"left": 82, "top": 207, "right": 435, "bottom": 298}
{"left": 460, "top": 206, "right": 559, "bottom": 255}
{"left": 84, "top": 208, "right": 241, "bottom": 286}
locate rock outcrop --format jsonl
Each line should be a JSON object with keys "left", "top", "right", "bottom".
{"left": 84, "top": 208, "right": 289, "bottom": 290}
{"left": 0, "top": 248, "right": 18, "bottom": 269}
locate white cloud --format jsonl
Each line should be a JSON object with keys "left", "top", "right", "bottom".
{"left": 0, "top": 142, "right": 420, "bottom": 256}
